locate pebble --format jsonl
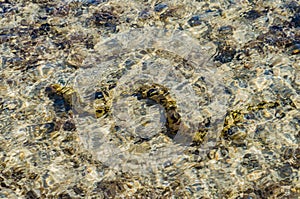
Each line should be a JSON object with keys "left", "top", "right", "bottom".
{"left": 154, "top": 3, "right": 168, "bottom": 13}
{"left": 291, "top": 43, "right": 300, "bottom": 55}
{"left": 290, "top": 13, "right": 300, "bottom": 28}
{"left": 243, "top": 9, "right": 262, "bottom": 20}
{"left": 187, "top": 15, "right": 202, "bottom": 27}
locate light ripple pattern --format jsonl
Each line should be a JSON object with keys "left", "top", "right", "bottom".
{"left": 73, "top": 28, "right": 228, "bottom": 174}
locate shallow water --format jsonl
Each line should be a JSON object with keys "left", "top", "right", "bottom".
{"left": 73, "top": 27, "right": 228, "bottom": 174}
{"left": 0, "top": 0, "right": 300, "bottom": 198}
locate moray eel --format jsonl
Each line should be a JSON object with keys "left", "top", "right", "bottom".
{"left": 132, "top": 83, "right": 181, "bottom": 139}
{"left": 49, "top": 82, "right": 182, "bottom": 140}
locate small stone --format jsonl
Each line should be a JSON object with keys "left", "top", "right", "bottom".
{"left": 39, "top": 23, "right": 51, "bottom": 35}
{"left": 243, "top": 10, "right": 262, "bottom": 20}
{"left": 83, "top": 0, "right": 102, "bottom": 5}
{"left": 290, "top": 13, "right": 300, "bottom": 28}
{"left": 214, "top": 44, "right": 236, "bottom": 63}
{"left": 63, "top": 120, "right": 76, "bottom": 131}
{"left": 94, "top": 91, "right": 104, "bottom": 99}
{"left": 278, "top": 164, "right": 293, "bottom": 178}
{"left": 154, "top": 3, "right": 168, "bottom": 12}
{"left": 188, "top": 15, "right": 201, "bottom": 27}
{"left": 275, "top": 109, "right": 285, "bottom": 119}
{"left": 57, "top": 193, "right": 72, "bottom": 199}
{"left": 139, "top": 10, "right": 151, "bottom": 20}
{"left": 218, "top": 25, "right": 233, "bottom": 35}
{"left": 283, "top": 147, "right": 294, "bottom": 160}
{"left": 285, "top": 1, "right": 300, "bottom": 13}
{"left": 73, "top": 186, "right": 85, "bottom": 197}
{"left": 25, "top": 190, "right": 38, "bottom": 199}
{"left": 91, "top": 10, "right": 119, "bottom": 32}
{"left": 269, "top": 25, "right": 283, "bottom": 32}
{"left": 291, "top": 43, "right": 300, "bottom": 55}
